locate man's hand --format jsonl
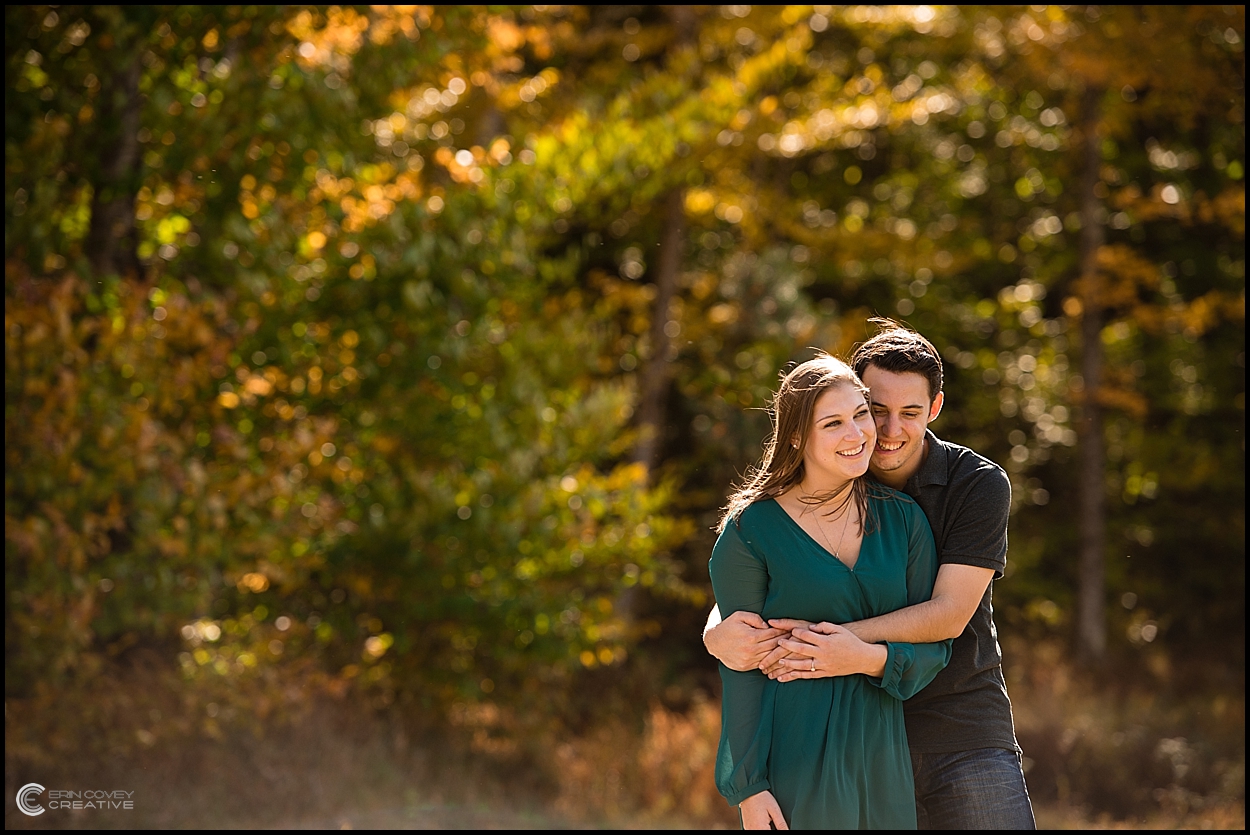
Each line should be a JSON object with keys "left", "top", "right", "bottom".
{"left": 767, "top": 622, "right": 888, "bottom": 682}
{"left": 704, "top": 610, "right": 786, "bottom": 672}
{"left": 767, "top": 617, "right": 814, "bottom": 632}
{"left": 740, "top": 790, "right": 789, "bottom": 830}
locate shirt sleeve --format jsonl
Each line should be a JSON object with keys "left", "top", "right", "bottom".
{"left": 870, "top": 500, "right": 953, "bottom": 700}
{"left": 708, "top": 518, "right": 774, "bottom": 806}
{"left": 939, "top": 461, "right": 1011, "bottom": 577}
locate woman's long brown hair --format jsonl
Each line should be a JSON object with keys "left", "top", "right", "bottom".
{"left": 717, "top": 354, "right": 873, "bottom": 534}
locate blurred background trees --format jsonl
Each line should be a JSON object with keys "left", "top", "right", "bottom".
{"left": 6, "top": 4, "right": 1244, "bottom": 825}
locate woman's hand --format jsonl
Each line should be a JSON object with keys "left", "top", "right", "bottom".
{"left": 740, "top": 790, "right": 789, "bottom": 830}
{"left": 767, "top": 622, "right": 888, "bottom": 681}
{"left": 757, "top": 618, "right": 813, "bottom": 676}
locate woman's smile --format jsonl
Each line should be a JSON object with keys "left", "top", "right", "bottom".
{"left": 798, "top": 385, "right": 877, "bottom": 491}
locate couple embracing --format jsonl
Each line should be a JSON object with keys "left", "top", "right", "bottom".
{"left": 704, "top": 321, "right": 1035, "bottom": 830}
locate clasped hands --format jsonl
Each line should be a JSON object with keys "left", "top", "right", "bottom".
{"left": 707, "top": 610, "right": 886, "bottom": 681}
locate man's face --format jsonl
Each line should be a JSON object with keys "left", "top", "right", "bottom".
{"left": 861, "top": 366, "right": 943, "bottom": 484}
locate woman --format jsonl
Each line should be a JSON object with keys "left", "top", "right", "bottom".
{"left": 710, "top": 355, "right": 951, "bottom": 829}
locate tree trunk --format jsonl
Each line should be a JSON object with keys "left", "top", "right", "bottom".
{"left": 86, "top": 53, "right": 143, "bottom": 277}
{"left": 632, "top": 5, "right": 695, "bottom": 475}
{"left": 1076, "top": 85, "right": 1107, "bottom": 663}
{"left": 632, "top": 188, "right": 686, "bottom": 472}
{"left": 621, "top": 7, "right": 697, "bottom": 626}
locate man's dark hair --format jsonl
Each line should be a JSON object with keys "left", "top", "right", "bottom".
{"left": 851, "top": 318, "right": 944, "bottom": 403}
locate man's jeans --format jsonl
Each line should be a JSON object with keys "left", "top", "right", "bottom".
{"left": 911, "top": 747, "right": 1036, "bottom": 830}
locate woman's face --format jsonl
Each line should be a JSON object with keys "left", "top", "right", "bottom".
{"left": 798, "top": 384, "right": 876, "bottom": 489}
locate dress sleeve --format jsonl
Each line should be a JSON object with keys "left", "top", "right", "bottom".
{"left": 871, "top": 500, "right": 954, "bottom": 701}
{"left": 709, "top": 517, "right": 774, "bottom": 806}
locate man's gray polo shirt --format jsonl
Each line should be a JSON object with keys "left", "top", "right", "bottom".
{"left": 894, "top": 430, "right": 1022, "bottom": 754}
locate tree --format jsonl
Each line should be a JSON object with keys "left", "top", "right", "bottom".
{"left": 982, "top": 5, "right": 1245, "bottom": 662}
{"left": 5, "top": 6, "right": 697, "bottom": 718}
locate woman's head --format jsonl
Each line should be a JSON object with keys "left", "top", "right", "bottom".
{"left": 770, "top": 355, "right": 873, "bottom": 487}
{"left": 719, "top": 354, "right": 874, "bottom": 530}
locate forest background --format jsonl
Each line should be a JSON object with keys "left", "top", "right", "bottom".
{"left": 5, "top": 4, "right": 1244, "bottom": 829}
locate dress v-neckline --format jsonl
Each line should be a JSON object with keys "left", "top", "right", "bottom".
{"left": 768, "top": 497, "right": 863, "bottom": 572}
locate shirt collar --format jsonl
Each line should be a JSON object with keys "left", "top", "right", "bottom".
{"left": 908, "top": 429, "right": 950, "bottom": 490}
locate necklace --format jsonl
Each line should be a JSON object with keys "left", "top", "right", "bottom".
{"left": 810, "top": 501, "right": 855, "bottom": 562}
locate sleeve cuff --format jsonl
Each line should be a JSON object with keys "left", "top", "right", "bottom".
{"left": 869, "top": 642, "right": 904, "bottom": 693}
{"left": 938, "top": 553, "right": 1005, "bottom": 577}
{"left": 724, "top": 778, "right": 772, "bottom": 807}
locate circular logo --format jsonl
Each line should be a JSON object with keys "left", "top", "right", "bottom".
{"left": 17, "top": 783, "right": 45, "bottom": 816}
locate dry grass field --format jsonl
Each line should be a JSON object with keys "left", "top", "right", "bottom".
{"left": 6, "top": 644, "right": 1243, "bottom": 831}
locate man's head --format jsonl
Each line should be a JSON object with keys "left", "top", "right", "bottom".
{"left": 850, "top": 319, "right": 943, "bottom": 402}
{"left": 850, "top": 320, "right": 945, "bottom": 487}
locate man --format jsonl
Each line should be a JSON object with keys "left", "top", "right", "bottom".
{"left": 704, "top": 322, "right": 1036, "bottom": 829}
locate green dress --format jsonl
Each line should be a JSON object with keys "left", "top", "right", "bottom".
{"left": 710, "top": 489, "right": 952, "bottom": 830}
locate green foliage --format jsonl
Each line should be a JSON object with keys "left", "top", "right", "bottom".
{"left": 5, "top": 5, "right": 696, "bottom": 714}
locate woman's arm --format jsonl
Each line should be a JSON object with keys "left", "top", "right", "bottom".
{"left": 708, "top": 519, "right": 777, "bottom": 807}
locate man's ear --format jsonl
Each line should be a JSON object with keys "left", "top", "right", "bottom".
{"left": 928, "top": 391, "right": 944, "bottom": 423}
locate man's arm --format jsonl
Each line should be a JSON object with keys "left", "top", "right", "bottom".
{"left": 843, "top": 563, "right": 994, "bottom": 644}
{"left": 769, "top": 457, "right": 1009, "bottom": 668}
{"left": 847, "top": 460, "right": 1009, "bottom": 644}
{"left": 761, "top": 562, "right": 989, "bottom": 678}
